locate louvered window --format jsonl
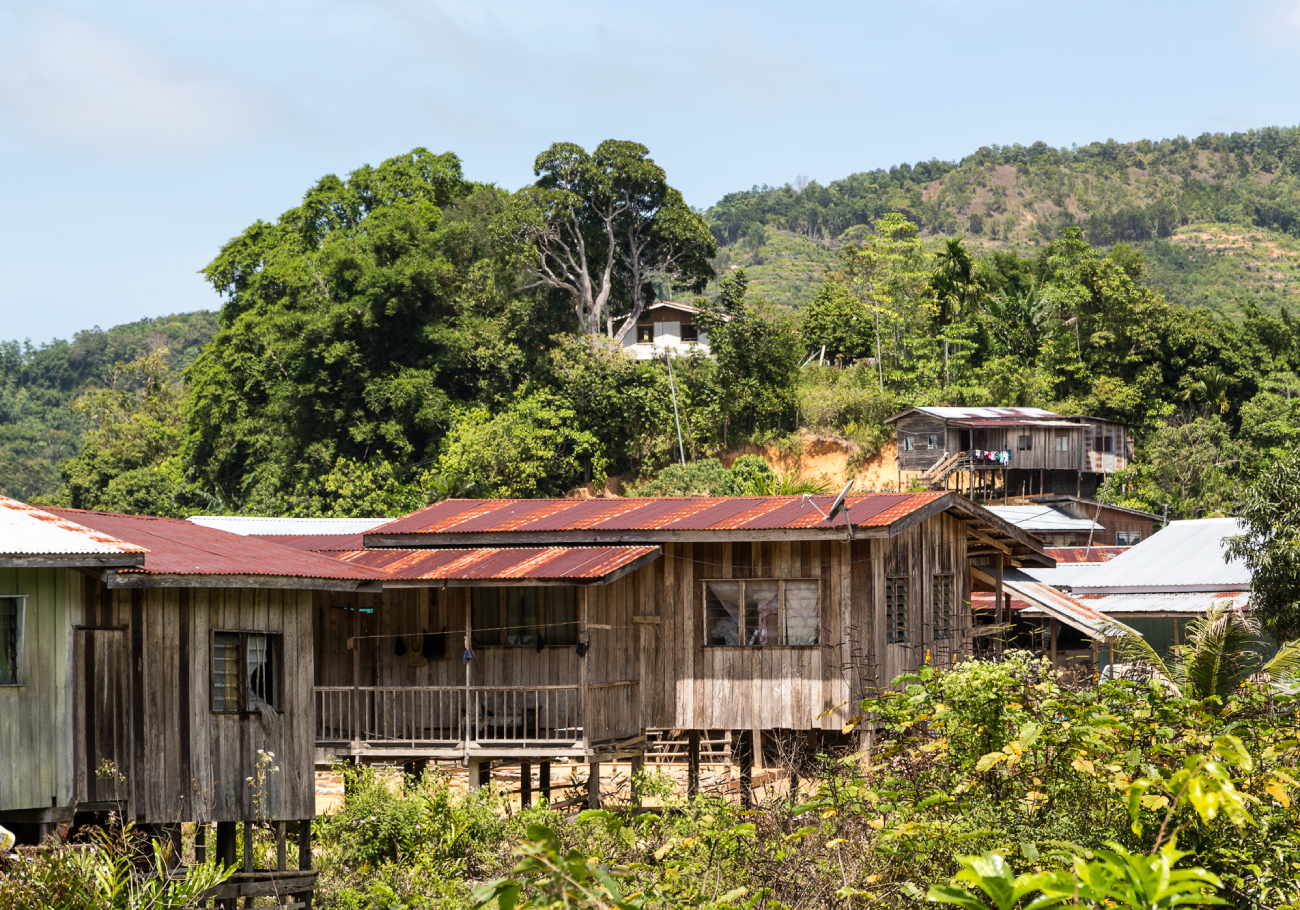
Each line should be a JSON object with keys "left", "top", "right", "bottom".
{"left": 932, "top": 575, "right": 956, "bottom": 640}
{"left": 886, "top": 579, "right": 909, "bottom": 644}
{"left": 0, "top": 596, "right": 23, "bottom": 686}
{"left": 212, "top": 631, "right": 281, "bottom": 713}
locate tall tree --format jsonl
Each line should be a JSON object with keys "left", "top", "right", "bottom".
{"left": 497, "top": 141, "right": 715, "bottom": 341}
{"left": 838, "top": 214, "right": 927, "bottom": 389}
{"left": 930, "top": 237, "right": 983, "bottom": 386}
{"left": 1226, "top": 452, "right": 1300, "bottom": 641}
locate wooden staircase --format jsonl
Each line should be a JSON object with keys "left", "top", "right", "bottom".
{"left": 920, "top": 451, "right": 972, "bottom": 488}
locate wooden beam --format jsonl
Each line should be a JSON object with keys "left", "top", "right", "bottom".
{"left": 107, "top": 573, "right": 380, "bottom": 592}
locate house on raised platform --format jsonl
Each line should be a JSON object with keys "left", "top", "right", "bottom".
{"left": 621, "top": 301, "right": 721, "bottom": 360}
{"left": 0, "top": 497, "right": 383, "bottom": 907}
{"left": 885, "top": 407, "right": 1132, "bottom": 500}
{"left": 288, "top": 492, "right": 1059, "bottom": 803}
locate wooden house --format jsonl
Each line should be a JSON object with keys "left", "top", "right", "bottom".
{"left": 885, "top": 407, "right": 1132, "bottom": 499}
{"left": 294, "top": 492, "right": 1057, "bottom": 803}
{"left": 0, "top": 497, "right": 382, "bottom": 907}
{"left": 1028, "top": 496, "right": 1162, "bottom": 547}
{"left": 621, "top": 302, "right": 722, "bottom": 360}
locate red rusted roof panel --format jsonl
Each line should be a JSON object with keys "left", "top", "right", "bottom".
{"left": 335, "top": 546, "right": 659, "bottom": 581}
{"left": 0, "top": 495, "right": 148, "bottom": 556}
{"left": 372, "top": 493, "right": 948, "bottom": 537}
{"left": 44, "top": 508, "right": 384, "bottom": 580}
{"left": 250, "top": 533, "right": 368, "bottom": 552}
{"left": 1045, "top": 546, "right": 1128, "bottom": 564}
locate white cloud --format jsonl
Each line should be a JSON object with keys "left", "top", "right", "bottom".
{"left": 0, "top": 7, "right": 270, "bottom": 155}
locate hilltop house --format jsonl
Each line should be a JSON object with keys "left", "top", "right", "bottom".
{"left": 621, "top": 302, "right": 721, "bottom": 360}
{"left": 0, "top": 497, "right": 383, "bottom": 907}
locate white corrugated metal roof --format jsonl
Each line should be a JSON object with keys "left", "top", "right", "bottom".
{"left": 1051, "top": 518, "right": 1250, "bottom": 593}
{"left": 0, "top": 496, "right": 146, "bottom": 561}
{"left": 187, "top": 516, "right": 391, "bottom": 535}
{"left": 986, "top": 505, "right": 1103, "bottom": 533}
{"left": 1025, "top": 590, "right": 1249, "bottom": 616}
{"left": 912, "top": 406, "right": 1062, "bottom": 420}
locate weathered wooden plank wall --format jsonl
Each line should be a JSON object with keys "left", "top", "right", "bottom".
{"left": 71, "top": 581, "right": 315, "bottom": 824}
{"left": 0, "top": 567, "right": 74, "bottom": 813}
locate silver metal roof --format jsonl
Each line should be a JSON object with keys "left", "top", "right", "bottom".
{"left": 0, "top": 496, "right": 146, "bottom": 564}
{"left": 911, "top": 406, "right": 1061, "bottom": 420}
{"left": 1051, "top": 518, "right": 1250, "bottom": 593}
{"left": 1025, "top": 590, "right": 1249, "bottom": 616}
{"left": 986, "top": 505, "right": 1103, "bottom": 533}
{"left": 187, "top": 516, "right": 391, "bottom": 535}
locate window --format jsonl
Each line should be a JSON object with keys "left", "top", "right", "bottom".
{"left": 932, "top": 576, "right": 955, "bottom": 640}
{"left": 1053, "top": 534, "right": 1078, "bottom": 546}
{"left": 1018, "top": 435, "right": 1032, "bottom": 451}
{"left": 1101, "top": 436, "right": 1114, "bottom": 453}
{"left": 212, "top": 631, "right": 281, "bottom": 713}
{"left": 903, "top": 436, "right": 915, "bottom": 451}
{"left": 927, "top": 434, "right": 938, "bottom": 450}
{"left": 680, "top": 323, "right": 699, "bottom": 343}
{"left": 1116, "top": 531, "right": 1142, "bottom": 546}
{"left": 886, "top": 579, "right": 909, "bottom": 644}
{"left": 636, "top": 324, "right": 654, "bottom": 344}
{"left": 703, "top": 579, "right": 820, "bottom": 646}
{"left": 1055, "top": 434, "right": 1070, "bottom": 452}
{"left": 0, "top": 596, "right": 24, "bottom": 686}
{"left": 472, "top": 587, "right": 579, "bottom": 647}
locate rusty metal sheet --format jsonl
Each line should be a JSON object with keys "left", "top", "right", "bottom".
{"left": 336, "top": 546, "right": 659, "bottom": 582}
{"left": 1045, "top": 546, "right": 1127, "bottom": 564}
{"left": 44, "top": 507, "right": 384, "bottom": 580}
{"left": 0, "top": 495, "right": 148, "bottom": 557}
{"left": 249, "top": 533, "right": 369, "bottom": 552}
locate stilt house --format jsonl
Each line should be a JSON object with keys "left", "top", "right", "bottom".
{"left": 0, "top": 497, "right": 383, "bottom": 907}
{"left": 302, "top": 492, "right": 1060, "bottom": 801}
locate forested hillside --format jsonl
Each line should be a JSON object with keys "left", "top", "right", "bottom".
{"left": 2, "top": 129, "right": 1299, "bottom": 523}
{"left": 704, "top": 126, "right": 1300, "bottom": 318}
{"left": 0, "top": 313, "right": 217, "bottom": 501}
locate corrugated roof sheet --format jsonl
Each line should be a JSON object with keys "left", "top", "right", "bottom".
{"left": 912, "top": 407, "right": 1063, "bottom": 420}
{"left": 370, "top": 493, "right": 946, "bottom": 538}
{"left": 188, "top": 516, "right": 390, "bottom": 535}
{"left": 249, "top": 533, "right": 369, "bottom": 552}
{"left": 44, "top": 507, "right": 384, "bottom": 581}
{"left": 1057, "top": 518, "right": 1250, "bottom": 593}
{"left": 333, "top": 546, "right": 660, "bottom": 584}
{"left": 1045, "top": 546, "right": 1128, "bottom": 563}
{"left": 949, "top": 419, "right": 1082, "bottom": 429}
{"left": 986, "top": 505, "right": 1103, "bottom": 532}
{"left": 0, "top": 496, "right": 146, "bottom": 560}
{"left": 1000, "top": 569, "right": 1134, "bottom": 639}
{"left": 1025, "top": 590, "right": 1250, "bottom": 616}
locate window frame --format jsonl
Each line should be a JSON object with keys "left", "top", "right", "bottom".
{"left": 471, "top": 586, "right": 580, "bottom": 648}
{"left": 0, "top": 595, "right": 26, "bottom": 687}
{"left": 210, "top": 630, "right": 283, "bottom": 715}
{"left": 885, "top": 578, "right": 909, "bottom": 644}
{"left": 903, "top": 435, "right": 915, "bottom": 452}
{"left": 931, "top": 575, "right": 956, "bottom": 641}
{"left": 927, "top": 434, "right": 938, "bottom": 450}
{"left": 701, "top": 578, "right": 821, "bottom": 648}
{"left": 1054, "top": 434, "right": 1070, "bottom": 452}
{"left": 680, "top": 323, "right": 699, "bottom": 343}
{"left": 635, "top": 324, "right": 654, "bottom": 344}
{"left": 1018, "top": 435, "right": 1033, "bottom": 451}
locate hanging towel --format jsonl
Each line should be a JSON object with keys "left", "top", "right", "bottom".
{"left": 408, "top": 631, "right": 429, "bottom": 668}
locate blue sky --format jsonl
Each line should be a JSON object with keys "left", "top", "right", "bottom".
{"left": 2, "top": 0, "right": 1298, "bottom": 344}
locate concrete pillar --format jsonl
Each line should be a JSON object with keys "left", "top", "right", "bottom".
{"left": 467, "top": 758, "right": 486, "bottom": 790}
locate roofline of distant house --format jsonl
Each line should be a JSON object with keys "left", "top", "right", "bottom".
{"left": 0, "top": 553, "right": 146, "bottom": 569}
{"left": 1029, "top": 495, "right": 1164, "bottom": 522}
{"left": 103, "top": 571, "right": 383, "bottom": 592}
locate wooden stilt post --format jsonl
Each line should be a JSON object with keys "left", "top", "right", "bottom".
{"left": 630, "top": 754, "right": 643, "bottom": 809}
{"left": 587, "top": 762, "right": 602, "bottom": 809}
{"left": 295, "top": 819, "right": 313, "bottom": 910}
{"left": 520, "top": 760, "right": 532, "bottom": 809}
{"left": 242, "top": 821, "right": 253, "bottom": 873}
{"left": 738, "top": 730, "right": 754, "bottom": 808}
{"left": 195, "top": 823, "right": 206, "bottom": 864}
{"left": 687, "top": 730, "right": 701, "bottom": 798}
{"left": 994, "top": 552, "right": 1005, "bottom": 659}
{"left": 540, "top": 761, "right": 551, "bottom": 804}
{"left": 1049, "top": 618, "right": 1058, "bottom": 669}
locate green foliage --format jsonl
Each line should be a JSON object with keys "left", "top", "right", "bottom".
{"left": 437, "top": 391, "right": 607, "bottom": 498}
{"left": 1226, "top": 450, "right": 1300, "bottom": 640}
{"left": 799, "top": 277, "right": 874, "bottom": 360}
{"left": 1097, "top": 417, "right": 1236, "bottom": 519}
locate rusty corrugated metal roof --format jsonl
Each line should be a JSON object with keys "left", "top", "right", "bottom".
{"left": 0, "top": 496, "right": 146, "bottom": 561}
{"left": 370, "top": 493, "right": 946, "bottom": 539}
{"left": 333, "top": 546, "right": 660, "bottom": 585}
{"left": 1045, "top": 546, "right": 1128, "bottom": 564}
{"left": 1000, "top": 569, "right": 1134, "bottom": 639}
{"left": 249, "top": 533, "right": 369, "bottom": 552}
{"left": 43, "top": 507, "right": 385, "bottom": 581}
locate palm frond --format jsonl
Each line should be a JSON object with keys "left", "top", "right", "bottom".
{"left": 1180, "top": 604, "right": 1266, "bottom": 701}
{"left": 1260, "top": 638, "right": 1300, "bottom": 686}
{"left": 1104, "top": 621, "right": 1173, "bottom": 687}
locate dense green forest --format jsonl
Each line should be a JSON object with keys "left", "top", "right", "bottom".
{"left": 2, "top": 130, "right": 1299, "bottom": 527}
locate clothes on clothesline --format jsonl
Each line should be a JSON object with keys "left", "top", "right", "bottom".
{"left": 970, "top": 449, "right": 1011, "bottom": 465}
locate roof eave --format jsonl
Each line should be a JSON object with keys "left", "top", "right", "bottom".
{"left": 364, "top": 526, "right": 894, "bottom": 548}
{"left": 1067, "top": 584, "right": 1252, "bottom": 595}
{"left": 0, "top": 554, "right": 146, "bottom": 569}
{"left": 107, "top": 572, "right": 382, "bottom": 592}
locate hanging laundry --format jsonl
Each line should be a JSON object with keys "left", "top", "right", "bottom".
{"left": 408, "top": 630, "right": 429, "bottom": 668}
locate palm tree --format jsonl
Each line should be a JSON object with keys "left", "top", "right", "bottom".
{"left": 739, "top": 468, "right": 830, "bottom": 496}
{"left": 1180, "top": 366, "right": 1234, "bottom": 415}
{"left": 931, "top": 238, "right": 982, "bottom": 386}
{"left": 1108, "top": 602, "right": 1300, "bottom": 701}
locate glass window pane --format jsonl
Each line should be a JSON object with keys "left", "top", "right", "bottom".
{"left": 744, "top": 581, "right": 780, "bottom": 645}
{"left": 247, "top": 633, "right": 273, "bottom": 709}
{"left": 213, "top": 632, "right": 241, "bottom": 712}
{"left": 784, "top": 581, "right": 820, "bottom": 645}
{"left": 547, "top": 587, "right": 578, "bottom": 645}
{"left": 505, "top": 589, "right": 539, "bottom": 645}
{"left": 704, "top": 581, "right": 741, "bottom": 646}
{"left": 472, "top": 589, "right": 501, "bottom": 646}
{"left": 0, "top": 599, "right": 17, "bottom": 685}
